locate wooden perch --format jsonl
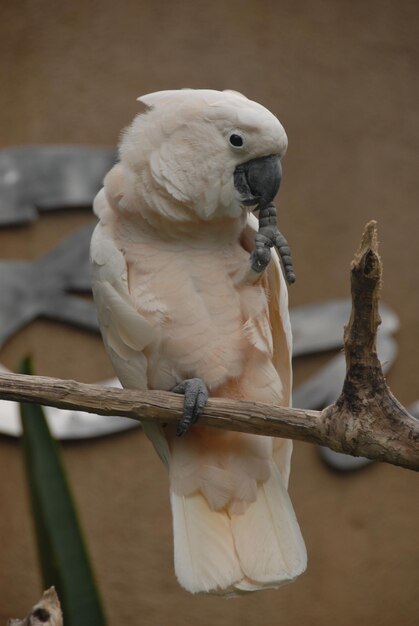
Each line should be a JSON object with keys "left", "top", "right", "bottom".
{"left": 8, "top": 587, "right": 63, "bottom": 626}
{"left": 0, "top": 222, "right": 417, "bottom": 471}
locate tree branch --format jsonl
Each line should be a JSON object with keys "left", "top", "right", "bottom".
{"left": 0, "top": 222, "right": 417, "bottom": 471}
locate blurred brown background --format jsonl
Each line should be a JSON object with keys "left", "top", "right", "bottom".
{"left": 0, "top": 0, "right": 418, "bottom": 624}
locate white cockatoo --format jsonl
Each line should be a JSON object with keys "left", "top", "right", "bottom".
{"left": 90, "top": 89, "right": 307, "bottom": 595}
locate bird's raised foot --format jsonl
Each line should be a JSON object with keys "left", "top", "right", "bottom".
{"left": 253, "top": 203, "right": 296, "bottom": 285}
{"left": 172, "top": 377, "right": 209, "bottom": 437}
{"left": 252, "top": 223, "right": 295, "bottom": 285}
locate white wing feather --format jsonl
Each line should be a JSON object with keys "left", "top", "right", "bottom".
{"left": 90, "top": 195, "right": 170, "bottom": 467}
{"left": 243, "top": 212, "right": 293, "bottom": 488}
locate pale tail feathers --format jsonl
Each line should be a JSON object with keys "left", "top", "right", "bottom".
{"left": 170, "top": 491, "right": 243, "bottom": 594}
{"left": 170, "top": 459, "right": 306, "bottom": 595}
{"left": 231, "top": 461, "right": 306, "bottom": 590}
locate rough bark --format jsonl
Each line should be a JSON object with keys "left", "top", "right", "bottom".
{"left": 319, "top": 221, "right": 419, "bottom": 469}
{"left": 0, "top": 222, "right": 417, "bottom": 471}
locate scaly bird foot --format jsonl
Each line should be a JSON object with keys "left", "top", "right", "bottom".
{"left": 172, "top": 378, "right": 209, "bottom": 437}
{"left": 252, "top": 224, "right": 295, "bottom": 284}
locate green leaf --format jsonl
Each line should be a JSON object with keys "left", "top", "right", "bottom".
{"left": 19, "top": 357, "right": 107, "bottom": 626}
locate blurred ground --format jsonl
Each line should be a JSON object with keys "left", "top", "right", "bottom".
{"left": 0, "top": 0, "right": 418, "bottom": 624}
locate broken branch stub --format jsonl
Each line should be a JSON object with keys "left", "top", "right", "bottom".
{"left": 8, "top": 587, "right": 63, "bottom": 626}
{"left": 321, "top": 221, "right": 419, "bottom": 470}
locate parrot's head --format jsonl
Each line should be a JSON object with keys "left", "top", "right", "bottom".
{"left": 119, "top": 89, "right": 288, "bottom": 222}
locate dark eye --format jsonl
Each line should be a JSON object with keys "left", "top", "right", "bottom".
{"left": 229, "top": 133, "right": 244, "bottom": 148}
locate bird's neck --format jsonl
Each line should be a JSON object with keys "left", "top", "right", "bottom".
{"left": 115, "top": 203, "right": 249, "bottom": 247}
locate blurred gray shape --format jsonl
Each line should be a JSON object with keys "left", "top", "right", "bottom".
{"left": 0, "top": 146, "right": 116, "bottom": 226}
{"left": 291, "top": 299, "right": 399, "bottom": 357}
{"left": 408, "top": 401, "right": 419, "bottom": 420}
{"left": 0, "top": 220, "right": 134, "bottom": 439}
{"left": 318, "top": 450, "right": 370, "bottom": 471}
{"left": 293, "top": 334, "right": 398, "bottom": 410}
{"left": 0, "top": 223, "right": 98, "bottom": 347}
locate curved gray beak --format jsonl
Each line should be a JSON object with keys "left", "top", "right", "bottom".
{"left": 233, "top": 154, "right": 281, "bottom": 210}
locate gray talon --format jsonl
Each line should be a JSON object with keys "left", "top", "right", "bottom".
{"left": 250, "top": 237, "right": 272, "bottom": 273}
{"left": 172, "top": 377, "right": 209, "bottom": 437}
